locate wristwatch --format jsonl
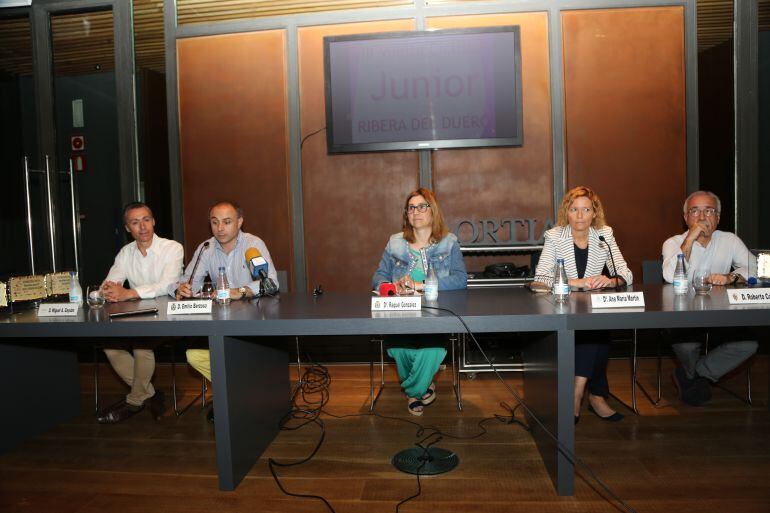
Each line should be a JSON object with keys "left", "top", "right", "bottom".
{"left": 238, "top": 287, "right": 248, "bottom": 299}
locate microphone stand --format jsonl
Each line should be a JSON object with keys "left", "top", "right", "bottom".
{"left": 599, "top": 235, "right": 624, "bottom": 292}
{"left": 184, "top": 241, "right": 209, "bottom": 296}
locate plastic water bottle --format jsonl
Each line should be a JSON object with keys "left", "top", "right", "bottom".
{"left": 216, "top": 266, "right": 230, "bottom": 305}
{"left": 424, "top": 265, "right": 438, "bottom": 301}
{"left": 68, "top": 271, "right": 83, "bottom": 304}
{"left": 673, "top": 254, "right": 689, "bottom": 295}
{"left": 552, "top": 258, "right": 570, "bottom": 303}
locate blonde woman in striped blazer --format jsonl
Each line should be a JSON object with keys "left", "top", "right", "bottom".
{"left": 533, "top": 186, "right": 633, "bottom": 424}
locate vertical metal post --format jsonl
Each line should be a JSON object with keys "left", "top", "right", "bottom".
{"left": 22, "top": 156, "right": 36, "bottom": 275}
{"left": 44, "top": 155, "right": 57, "bottom": 272}
{"left": 68, "top": 158, "right": 80, "bottom": 274}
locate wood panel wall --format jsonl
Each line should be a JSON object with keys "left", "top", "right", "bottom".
{"left": 175, "top": 6, "right": 689, "bottom": 290}
{"left": 298, "top": 20, "right": 418, "bottom": 293}
{"left": 427, "top": 13, "right": 553, "bottom": 273}
{"left": 177, "top": 30, "right": 293, "bottom": 286}
{"left": 562, "top": 7, "right": 686, "bottom": 280}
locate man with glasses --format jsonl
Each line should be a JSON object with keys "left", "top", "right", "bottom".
{"left": 661, "top": 190, "right": 757, "bottom": 406}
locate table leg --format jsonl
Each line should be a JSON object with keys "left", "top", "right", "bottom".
{"left": 209, "top": 335, "right": 290, "bottom": 491}
{"left": 0, "top": 343, "right": 80, "bottom": 454}
{"left": 522, "top": 329, "right": 575, "bottom": 495}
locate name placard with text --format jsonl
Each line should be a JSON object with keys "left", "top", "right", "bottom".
{"left": 38, "top": 303, "right": 79, "bottom": 316}
{"left": 167, "top": 300, "right": 213, "bottom": 315}
{"left": 591, "top": 292, "right": 645, "bottom": 309}
{"left": 726, "top": 288, "right": 770, "bottom": 305}
{"left": 371, "top": 296, "right": 422, "bottom": 311}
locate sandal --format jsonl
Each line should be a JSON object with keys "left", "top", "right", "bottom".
{"left": 420, "top": 383, "right": 436, "bottom": 406}
{"left": 408, "top": 399, "right": 424, "bottom": 416}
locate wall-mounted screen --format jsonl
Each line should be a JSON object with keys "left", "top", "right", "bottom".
{"left": 323, "top": 26, "right": 523, "bottom": 154}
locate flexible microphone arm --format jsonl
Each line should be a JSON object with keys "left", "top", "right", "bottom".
{"left": 598, "top": 235, "right": 624, "bottom": 292}
{"left": 186, "top": 241, "right": 210, "bottom": 287}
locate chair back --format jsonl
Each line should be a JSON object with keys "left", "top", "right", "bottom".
{"left": 642, "top": 259, "right": 663, "bottom": 284}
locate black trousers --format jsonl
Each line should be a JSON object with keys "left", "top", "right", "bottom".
{"left": 575, "top": 331, "right": 611, "bottom": 398}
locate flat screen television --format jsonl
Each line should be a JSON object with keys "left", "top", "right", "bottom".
{"left": 323, "top": 26, "right": 523, "bottom": 154}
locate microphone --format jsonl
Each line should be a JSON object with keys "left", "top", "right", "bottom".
{"left": 245, "top": 247, "right": 278, "bottom": 296}
{"left": 598, "top": 235, "right": 625, "bottom": 291}
{"left": 378, "top": 282, "right": 397, "bottom": 296}
{"left": 187, "top": 241, "right": 210, "bottom": 286}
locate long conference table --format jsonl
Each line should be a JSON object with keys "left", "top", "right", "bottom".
{"left": 1, "top": 284, "right": 768, "bottom": 495}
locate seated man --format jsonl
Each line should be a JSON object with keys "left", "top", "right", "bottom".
{"left": 169, "top": 200, "right": 278, "bottom": 422}
{"left": 662, "top": 190, "right": 758, "bottom": 406}
{"left": 98, "top": 202, "right": 184, "bottom": 423}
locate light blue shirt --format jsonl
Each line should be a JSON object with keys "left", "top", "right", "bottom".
{"left": 168, "top": 231, "right": 279, "bottom": 296}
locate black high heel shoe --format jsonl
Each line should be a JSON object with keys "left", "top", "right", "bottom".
{"left": 587, "top": 405, "right": 624, "bottom": 422}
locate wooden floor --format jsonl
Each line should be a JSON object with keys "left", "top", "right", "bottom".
{"left": 1, "top": 357, "right": 768, "bottom": 513}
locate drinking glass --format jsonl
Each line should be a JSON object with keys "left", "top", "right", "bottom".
{"left": 87, "top": 285, "right": 105, "bottom": 308}
{"left": 693, "top": 270, "right": 712, "bottom": 295}
{"left": 201, "top": 282, "right": 214, "bottom": 299}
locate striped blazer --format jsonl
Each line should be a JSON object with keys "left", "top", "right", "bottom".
{"left": 533, "top": 225, "right": 633, "bottom": 287}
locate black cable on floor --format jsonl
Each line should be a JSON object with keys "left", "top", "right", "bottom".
{"left": 269, "top": 357, "right": 531, "bottom": 512}
{"left": 267, "top": 361, "right": 335, "bottom": 513}
{"left": 421, "top": 304, "right": 638, "bottom": 513}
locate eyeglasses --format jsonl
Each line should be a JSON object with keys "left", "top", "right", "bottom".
{"left": 406, "top": 203, "right": 431, "bottom": 214}
{"left": 568, "top": 206, "right": 593, "bottom": 214}
{"left": 687, "top": 207, "right": 717, "bottom": 217}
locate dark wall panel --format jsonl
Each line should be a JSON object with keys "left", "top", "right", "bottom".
{"left": 177, "top": 31, "right": 293, "bottom": 286}
{"left": 298, "top": 20, "right": 418, "bottom": 293}
{"left": 427, "top": 13, "right": 553, "bottom": 274}
{"left": 562, "top": 7, "right": 686, "bottom": 279}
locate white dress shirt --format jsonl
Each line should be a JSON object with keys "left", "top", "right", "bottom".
{"left": 105, "top": 234, "right": 184, "bottom": 299}
{"left": 661, "top": 230, "right": 756, "bottom": 283}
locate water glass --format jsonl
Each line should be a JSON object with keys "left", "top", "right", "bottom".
{"left": 693, "top": 270, "right": 712, "bottom": 295}
{"left": 87, "top": 285, "right": 105, "bottom": 308}
{"left": 201, "top": 282, "right": 214, "bottom": 299}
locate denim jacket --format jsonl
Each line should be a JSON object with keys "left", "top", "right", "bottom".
{"left": 372, "top": 232, "right": 468, "bottom": 291}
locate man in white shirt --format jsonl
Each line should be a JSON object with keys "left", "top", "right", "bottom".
{"left": 661, "top": 191, "right": 758, "bottom": 406}
{"left": 97, "top": 202, "right": 184, "bottom": 424}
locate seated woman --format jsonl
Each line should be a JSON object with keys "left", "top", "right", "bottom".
{"left": 372, "top": 187, "right": 467, "bottom": 416}
{"left": 532, "top": 186, "right": 633, "bottom": 423}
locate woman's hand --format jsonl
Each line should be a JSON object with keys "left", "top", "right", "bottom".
{"left": 570, "top": 276, "right": 614, "bottom": 289}
{"left": 395, "top": 275, "right": 416, "bottom": 295}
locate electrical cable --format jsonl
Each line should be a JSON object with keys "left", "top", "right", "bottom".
{"left": 421, "top": 304, "right": 638, "bottom": 513}
{"left": 269, "top": 357, "right": 530, "bottom": 512}
{"left": 300, "top": 126, "right": 327, "bottom": 150}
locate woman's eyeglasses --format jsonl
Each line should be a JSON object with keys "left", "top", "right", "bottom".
{"left": 406, "top": 203, "right": 431, "bottom": 214}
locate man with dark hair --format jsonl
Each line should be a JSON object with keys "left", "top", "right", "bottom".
{"left": 662, "top": 190, "right": 758, "bottom": 406}
{"left": 169, "top": 200, "right": 278, "bottom": 422}
{"left": 97, "top": 202, "right": 184, "bottom": 423}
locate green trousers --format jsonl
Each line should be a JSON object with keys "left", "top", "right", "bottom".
{"left": 387, "top": 347, "right": 446, "bottom": 399}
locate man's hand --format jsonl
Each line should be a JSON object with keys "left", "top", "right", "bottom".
{"left": 175, "top": 282, "right": 193, "bottom": 300}
{"left": 708, "top": 273, "right": 735, "bottom": 286}
{"left": 102, "top": 281, "right": 138, "bottom": 302}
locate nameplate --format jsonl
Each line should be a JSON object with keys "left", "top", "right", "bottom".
{"left": 167, "top": 300, "right": 213, "bottom": 315}
{"left": 0, "top": 282, "right": 6, "bottom": 308}
{"left": 371, "top": 296, "right": 422, "bottom": 311}
{"left": 37, "top": 303, "right": 79, "bottom": 316}
{"left": 591, "top": 292, "right": 645, "bottom": 309}
{"left": 726, "top": 288, "right": 770, "bottom": 305}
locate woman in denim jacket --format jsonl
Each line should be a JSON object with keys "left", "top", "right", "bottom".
{"left": 372, "top": 188, "right": 467, "bottom": 416}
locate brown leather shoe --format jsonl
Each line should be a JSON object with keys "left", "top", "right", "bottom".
{"left": 145, "top": 390, "right": 166, "bottom": 420}
{"left": 97, "top": 401, "right": 143, "bottom": 424}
